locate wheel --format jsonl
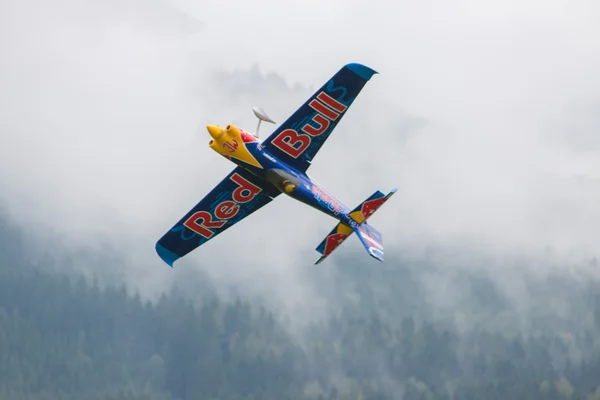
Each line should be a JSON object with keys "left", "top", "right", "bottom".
{"left": 282, "top": 179, "right": 296, "bottom": 193}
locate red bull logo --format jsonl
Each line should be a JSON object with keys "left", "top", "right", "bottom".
{"left": 271, "top": 91, "right": 347, "bottom": 158}
{"left": 183, "top": 173, "right": 262, "bottom": 239}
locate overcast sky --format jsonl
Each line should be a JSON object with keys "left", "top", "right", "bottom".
{"left": 1, "top": 0, "right": 599, "bottom": 310}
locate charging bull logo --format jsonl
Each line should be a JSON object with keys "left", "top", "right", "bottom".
{"left": 223, "top": 140, "right": 239, "bottom": 153}
{"left": 208, "top": 125, "right": 262, "bottom": 168}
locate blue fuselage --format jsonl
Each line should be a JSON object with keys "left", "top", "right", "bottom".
{"left": 225, "top": 140, "right": 355, "bottom": 227}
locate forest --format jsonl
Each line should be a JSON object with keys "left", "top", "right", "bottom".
{"left": 1, "top": 213, "right": 600, "bottom": 400}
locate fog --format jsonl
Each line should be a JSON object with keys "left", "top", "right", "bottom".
{"left": 1, "top": 0, "right": 599, "bottom": 330}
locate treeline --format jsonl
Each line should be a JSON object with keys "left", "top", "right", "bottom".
{"left": 2, "top": 260, "right": 600, "bottom": 400}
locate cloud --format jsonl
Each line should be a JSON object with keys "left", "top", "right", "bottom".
{"left": 1, "top": 0, "right": 600, "bottom": 331}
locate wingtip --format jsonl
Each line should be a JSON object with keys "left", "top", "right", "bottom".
{"left": 314, "top": 255, "right": 327, "bottom": 265}
{"left": 345, "top": 63, "right": 378, "bottom": 80}
{"left": 155, "top": 243, "right": 178, "bottom": 268}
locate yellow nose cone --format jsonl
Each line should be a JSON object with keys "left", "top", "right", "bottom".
{"left": 206, "top": 125, "right": 222, "bottom": 139}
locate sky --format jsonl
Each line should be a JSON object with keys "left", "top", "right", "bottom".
{"left": 1, "top": 0, "right": 600, "bottom": 319}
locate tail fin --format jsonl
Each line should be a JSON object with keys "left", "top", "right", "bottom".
{"left": 353, "top": 222, "right": 384, "bottom": 261}
{"left": 314, "top": 188, "right": 397, "bottom": 264}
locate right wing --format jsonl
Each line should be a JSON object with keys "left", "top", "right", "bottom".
{"left": 261, "top": 63, "right": 377, "bottom": 172}
{"left": 155, "top": 166, "right": 280, "bottom": 267}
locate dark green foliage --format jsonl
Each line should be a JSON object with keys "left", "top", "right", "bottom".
{"left": 1, "top": 212, "right": 600, "bottom": 399}
{"left": 1, "top": 262, "right": 600, "bottom": 400}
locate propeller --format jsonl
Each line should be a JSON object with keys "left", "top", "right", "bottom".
{"left": 252, "top": 106, "right": 276, "bottom": 138}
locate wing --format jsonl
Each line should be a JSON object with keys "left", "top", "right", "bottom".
{"left": 261, "top": 63, "right": 377, "bottom": 172}
{"left": 155, "top": 166, "right": 281, "bottom": 267}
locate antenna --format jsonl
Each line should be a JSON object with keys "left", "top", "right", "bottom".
{"left": 252, "top": 106, "right": 276, "bottom": 138}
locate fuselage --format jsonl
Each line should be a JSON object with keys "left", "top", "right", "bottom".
{"left": 206, "top": 124, "right": 355, "bottom": 226}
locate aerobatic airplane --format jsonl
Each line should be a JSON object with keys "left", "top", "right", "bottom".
{"left": 155, "top": 63, "right": 397, "bottom": 266}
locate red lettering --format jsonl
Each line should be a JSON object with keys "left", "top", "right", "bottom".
{"left": 231, "top": 173, "right": 262, "bottom": 203}
{"left": 214, "top": 200, "right": 239, "bottom": 220}
{"left": 308, "top": 99, "right": 340, "bottom": 120}
{"left": 311, "top": 185, "right": 341, "bottom": 213}
{"left": 184, "top": 211, "right": 226, "bottom": 239}
{"left": 271, "top": 129, "right": 310, "bottom": 158}
{"left": 302, "top": 113, "right": 330, "bottom": 136}
{"left": 317, "top": 92, "right": 347, "bottom": 114}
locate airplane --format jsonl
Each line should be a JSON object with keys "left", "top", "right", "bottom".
{"left": 155, "top": 62, "right": 397, "bottom": 267}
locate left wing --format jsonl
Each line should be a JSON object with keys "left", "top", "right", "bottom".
{"left": 155, "top": 166, "right": 280, "bottom": 267}
{"left": 261, "top": 63, "right": 377, "bottom": 172}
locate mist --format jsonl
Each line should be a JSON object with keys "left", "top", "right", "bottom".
{"left": 1, "top": 0, "right": 600, "bottom": 340}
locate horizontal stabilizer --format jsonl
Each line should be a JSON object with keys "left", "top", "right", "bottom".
{"left": 314, "top": 188, "right": 396, "bottom": 264}
{"left": 314, "top": 222, "right": 354, "bottom": 264}
{"left": 349, "top": 188, "right": 397, "bottom": 225}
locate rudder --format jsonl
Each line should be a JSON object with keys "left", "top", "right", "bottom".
{"left": 348, "top": 188, "right": 396, "bottom": 262}
{"left": 353, "top": 222, "right": 384, "bottom": 261}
